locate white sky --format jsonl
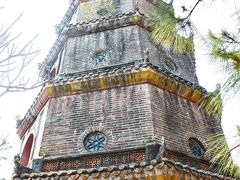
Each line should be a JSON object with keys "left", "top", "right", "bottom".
{"left": 0, "top": 0, "right": 239, "bottom": 179}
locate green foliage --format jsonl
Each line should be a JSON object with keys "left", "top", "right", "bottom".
{"left": 222, "top": 71, "right": 240, "bottom": 101}
{"left": 80, "top": 0, "right": 101, "bottom": 20}
{"left": 202, "top": 30, "right": 240, "bottom": 121}
{"left": 208, "top": 132, "right": 240, "bottom": 177}
{"left": 149, "top": 0, "right": 194, "bottom": 53}
{"left": 202, "top": 29, "right": 240, "bottom": 178}
{"left": 209, "top": 30, "right": 240, "bottom": 71}
{"left": 199, "top": 84, "right": 222, "bottom": 120}
{"left": 97, "top": 3, "right": 117, "bottom": 16}
{"left": 80, "top": 0, "right": 117, "bottom": 20}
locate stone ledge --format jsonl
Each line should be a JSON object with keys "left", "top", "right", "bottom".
{"left": 17, "top": 61, "right": 206, "bottom": 138}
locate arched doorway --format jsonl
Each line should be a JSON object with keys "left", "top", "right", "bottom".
{"left": 21, "top": 134, "right": 34, "bottom": 167}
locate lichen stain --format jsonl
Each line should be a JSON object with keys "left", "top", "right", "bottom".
{"left": 118, "top": 74, "right": 126, "bottom": 86}
{"left": 164, "top": 79, "right": 177, "bottom": 93}
{"left": 99, "top": 77, "right": 107, "bottom": 89}
{"left": 129, "top": 72, "right": 135, "bottom": 83}
{"left": 74, "top": 82, "right": 82, "bottom": 92}
{"left": 80, "top": 80, "right": 88, "bottom": 92}
{"left": 111, "top": 75, "right": 119, "bottom": 86}
{"left": 179, "top": 85, "right": 191, "bottom": 99}
{"left": 191, "top": 90, "right": 202, "bottom": 103}
{"left": 65, "top": 84, "right": 72, "bottom": 94}
{"left": 90, "top": 79, "right": 100, "bottom": 89}
{"left": 52, "top": 85, "right": 63, "bottom": 96}
{"left": 46, "top": 86, "right": 53, "bottom": 96}
{"left": 160, "top": 74, "right": 168, "bottom": 88}
{"left": 137, "top": 70, "right": 143, "bottom": 82}
{"left": 47, "top": 70, "right": 203, "bottom": 104}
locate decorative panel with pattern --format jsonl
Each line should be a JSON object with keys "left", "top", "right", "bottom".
{"left": 42, "top": 150, "right": 145, "bottom": 172}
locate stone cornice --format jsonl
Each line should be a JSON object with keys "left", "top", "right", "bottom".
{"left": 17, "top": 61, "right": 206, "bottom": 138}
{"left": 47, "top": 65, "right": 204, "bottom": 101}
{"left": 67, "top": 11, "right": 147, "bottom": 37}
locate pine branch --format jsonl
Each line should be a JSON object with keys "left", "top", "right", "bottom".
{"left": 183, "top": 0, "right": 202, "bottom": 21}
{"left": 149, "top": 0, "right": 194, "bottom": 53}
{"left": 208, "top": 132, "right": 240, "bottom": 177}
{"left": 199, "top": 84, "right": 222, "bottom": 120}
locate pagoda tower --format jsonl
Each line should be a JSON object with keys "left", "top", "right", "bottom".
{"left": 13, "top": 0, "right": 225, "bottom": 179}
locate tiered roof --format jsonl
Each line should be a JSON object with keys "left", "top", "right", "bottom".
{"left": 13, "top": 158, "right": 230, "bottom": 179}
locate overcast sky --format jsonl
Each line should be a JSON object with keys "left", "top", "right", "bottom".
{"left": 0, "top": 0, "right": 239, "bottom": 179}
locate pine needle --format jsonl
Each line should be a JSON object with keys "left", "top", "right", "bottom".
{"left": 205, "top": 30, "right": 240, "bottom": 110}
{"left": 199, "top": 84, "right": 222, "bottom": 120}
{"left": 149, "top": 0, "right": 194, "bottom": 54}
{"left": 208, "top": 132, "right": 240, "bottom": 177}
{"left": 209, "top": 30, "right": 240, "bottom": 72}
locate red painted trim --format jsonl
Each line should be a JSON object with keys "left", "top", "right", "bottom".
{"left": 17, "top": 88, "right": 51, "bottom": 139}
{"left": 21, "top": 134, "right": 34, "bottom": 166}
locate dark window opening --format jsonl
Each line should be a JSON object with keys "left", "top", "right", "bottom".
{"left": 188, "top": 138, "right": 205, "bottom": 159}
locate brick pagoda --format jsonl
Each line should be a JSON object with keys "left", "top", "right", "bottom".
{"left": 13, "top": 0, "right": 227, "bottom": 179}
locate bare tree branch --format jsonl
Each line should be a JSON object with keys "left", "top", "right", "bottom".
{"left": 0, "top": 10, "right": 43, "bottom": 97}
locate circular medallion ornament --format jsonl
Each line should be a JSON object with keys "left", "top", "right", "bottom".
{"left": 164, "top": 61, "right": 177, "bottom": 72}
{"left": 84, "top": 131, "right": 107, "bottom": 152}
{"left": 161, "top": 55, "right": 180, "bottom": 75}
{"left": 188, "top": 138, "right": 205, "bottom": 159}
{"left": 95, "top": 52, "right": 109, "bottom": 63}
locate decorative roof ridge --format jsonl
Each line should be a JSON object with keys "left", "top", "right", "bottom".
{"left": 15, "top": 0, "right": 90, "bottom": 131}
{"left": 12, "top": 158, "right": 229, "bottom": 179}
{"left": 67, "top": 9, "right": 145, "bottom": 28}
{"left": 39, "top": 0, "right": 82, "bottom": 79}
{"left": 16, "top": 84, "right": 46, "bottom": 129}
{"left": 52, "top": 60, "right": 206, "bottom": 93}
{"left": 56, "top": 0, "right": 82, "bottom": 35}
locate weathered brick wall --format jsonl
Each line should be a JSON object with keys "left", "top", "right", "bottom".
{"left": 40, "top": 83, "right": 211, "bottom": 159}
{"left": 62, "top": 26, "right": 142, "bottom": 74}
{"left": 138, "top": 27, "right": 198, "bottom": 84}
{"left": 149, "top": 85, "right": 210, "bottom": 156}
{"left": 40, "top": 84, "right": 154, "bottom": 157}
{"left": 62, "top": 25, "right": 198, "bottom": 83}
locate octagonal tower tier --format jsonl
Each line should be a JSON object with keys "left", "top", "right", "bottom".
{"left": 13, "top": 0, "right": 224, "bottom": 179}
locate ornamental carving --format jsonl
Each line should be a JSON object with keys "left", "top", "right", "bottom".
{"left": 183, "top": 132, "right": 210, "bottom": 160}
{"left": 78, "top": 125, "right": 112, "bottom": 154}
{"left": 84, "top": 131, "right": 107, "bottom": 152}
{"left": 188, "top": 138, "right": 205, "bottom": 159}
{"left": 161, "top": 55, "right": 181, "bottom": 75}
{"left": 92, "top": 50, "right": 111, "bottom": 68}
{"left": 42, "top": 150, "right": 145, "bottom": 172}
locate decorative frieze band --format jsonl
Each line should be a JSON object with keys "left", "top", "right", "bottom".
{"left": 42, "top": 150, "right": 145, "bottom": 172}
